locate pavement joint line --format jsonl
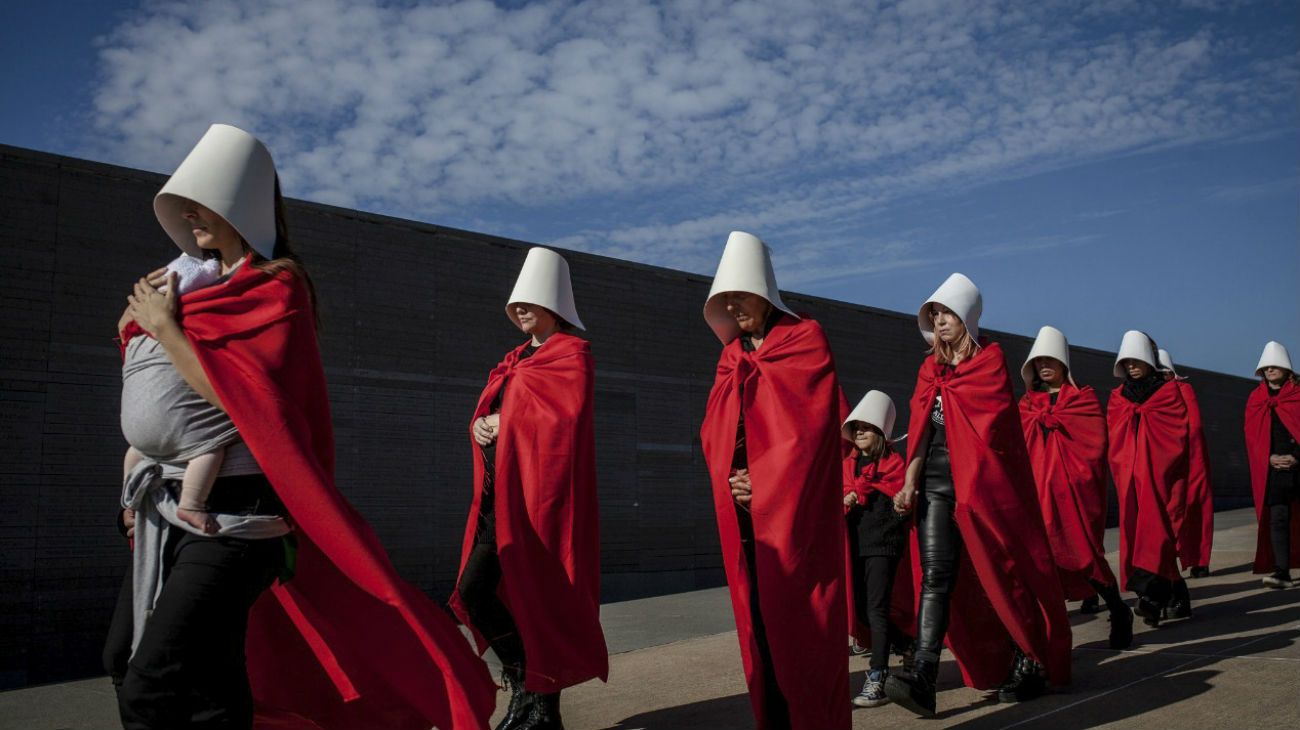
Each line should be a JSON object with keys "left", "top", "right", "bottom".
{"left": 998, "top": 623, "right": 1299, "bottom": 729}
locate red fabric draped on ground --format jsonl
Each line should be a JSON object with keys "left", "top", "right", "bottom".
{"left": 448, "top": 332, "right": 609, "bottom": 693}
{"left": 700, "top": 315, "right": 850, "bottom": 730}
{"left": 1174, "top": 382, "right": 1215, "bottom": 570}
{"left": 903, "top": 342, "right": 1072, "bottom": 689}
{"left": 1244, "top": 381, "right": 1300, "bottom": 572}
{"left": 1107, "top": 381, "right": 1190, "bottom": 586}
{"left": 121, "top": 263, "right": 497, "bottom": 729}
{"left": 842, "top": 449, "right": 914, "bottom": 645}
{"left": 1019, "top": 385, "right": 1117, "bottom": 599}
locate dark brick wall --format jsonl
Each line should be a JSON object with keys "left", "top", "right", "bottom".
{"left": 0, "top": 145, "right": 1257, "bottom": 689}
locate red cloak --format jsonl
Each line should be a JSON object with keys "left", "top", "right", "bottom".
{"left": 842, "top": 449, "right": 915, "bottom": 646}
{"left": 124, "top": 262, "right": 497, "bottom": 729}
{"left": 1244, "top": 380, "right": 1300, "bottom": 572}
{"left": 1106, "top": 380, "right": 1190, "bottom": 586}
{"left": 904, "top": 342, "right": 1072, "bottom": 689}
{"left": 448, "top": 332, "right": 608, "bottom": 693}
{"left": 1019, "top": 385, "right": 1117, "bottom": 599}
{"left": 1174, "top": 381, "right": 1214, "bottom": 570}
{"left": 700, "top": 315, "right": 850, "bottom": 730}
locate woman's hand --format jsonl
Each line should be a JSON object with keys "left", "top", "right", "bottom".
{"left": 117, "top": 305, "right": 134, "bottom": 338}
{"left": 126, "top": 272, "right": 179, "bottom": 339}
{"left": 1271, "top": 454, "right": 1298, "bottom": 470}
{"left": 893, "top": 481, "right": 917, "bottom": 514}
{"left": 730, "top": 468, "right": 753, "bottom": 507}
{"left": 122, "top": 509, "right": 136, "bottom": 540}
{"left": 843, "top": 492, "right": 859, "bottom": 508}
{"left": 473, "top": 413, "right": 501, "bottom": 446}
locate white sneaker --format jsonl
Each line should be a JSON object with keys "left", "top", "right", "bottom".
{"left": 853, "top": 670, "right": 890, "bottom": 707}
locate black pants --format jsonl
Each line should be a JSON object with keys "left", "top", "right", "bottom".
{"left": 738, "top": 508, "right": 791, "bottom": 729}
{"left": 105, "top": 531, "right": 281, "bottom": 729}
{"left": 1271, "top": 503, "right": 1295, "bottom": 572}
{"left": 458, "top": 538, "right": 526, "bottom": 672}
{"left": 854, "top": 554, "right": 904, "bottom": 672}
{"left": 914, "top": 491, "right": 961, "bottom": 664}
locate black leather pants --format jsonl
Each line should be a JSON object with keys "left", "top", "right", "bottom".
{"left": 914, "top": 490, "right": 962, "bottom": 664}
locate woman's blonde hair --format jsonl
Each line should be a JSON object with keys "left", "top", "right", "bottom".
{"left": 931, "top": 330, "right": 979, "bottom": 365}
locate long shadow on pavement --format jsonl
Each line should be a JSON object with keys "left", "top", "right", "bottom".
{"left": 595, "top": 570, "right": 1297, "bottom": 730}
{"left": 939, "top": 574, "right": 1299, "bottom": 729}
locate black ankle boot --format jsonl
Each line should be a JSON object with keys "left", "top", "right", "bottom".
{"left": 1189, "top": 566, "right": 1210, "bottom": 578}
{"left": 495, "top": 666, "right": 534, "bottom": 730}
{"left": 1079, "top": 594, "right": 1101, "bottom": 614}
{"left": 1134, "top": 596, "right": 1162, "bottom": 627}
{"left": 884, "top": 657, "right": 938, "bottom": 716}
{"left": 1167, "top": 580, "right": 1192, "bottom": 619}
{"left": 1097, "top": 583, "right": 1133, "bottom": 649}
{"left": 997, "top": 649, "right": 1046, "bottom": 703}
{"left": 519, "top": 691, "right": 563, "bottom": 730}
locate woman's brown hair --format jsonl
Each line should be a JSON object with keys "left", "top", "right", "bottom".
{"left": 858, "top": 435, "right": 891, "bottom": 463}
{"left": 248, "top": 176, "right": 320, "bottom": 328}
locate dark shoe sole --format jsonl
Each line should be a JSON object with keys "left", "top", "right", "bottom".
{"left": 998, "top": 686, "right": 1046, "bottom": 704}
{"left": 884, "top": 675, "right": 936, "bottom": 717}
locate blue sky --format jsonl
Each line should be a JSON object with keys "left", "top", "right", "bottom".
{"left": 3, "top": 0, "right": 1296, "bottom": 377}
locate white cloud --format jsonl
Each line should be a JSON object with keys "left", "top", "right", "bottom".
{"left": 91, "top": 0, "right": 1296, "bottom": 274}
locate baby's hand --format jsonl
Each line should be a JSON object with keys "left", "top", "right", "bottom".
{"left": 177, "top": 507, "right": 219, "bottom": 535}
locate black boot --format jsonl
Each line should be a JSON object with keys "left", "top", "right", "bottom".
{"left": 1097, "top": 583, "right": 1133, "bottom": 650}
{"left": 997, "top": 649, "right": 1046, "bottom": 703}
{"left": 1079, "top": 594, "right": 1101, "bottom": 614}
{"left": 1134, "top": 596, "right": 1162, "bottom": 627}
{"left": 1167, "top": 579, "right": 1192, "bottom": 619}
{"left": 884, "top": 657, "right": 938, "bottom": 716}
{"left": 494, "top": 666, "right": 534, "bottom": 730}
{"left": 519, "top": 691, "right": 563, "bottom": 730}
{"left": 1189, "top": 566, "right": 1210, "bottom": 578}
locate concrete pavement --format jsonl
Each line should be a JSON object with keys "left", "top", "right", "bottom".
{"left": 3, "top": 508, "right": 1296, "bottom": 729}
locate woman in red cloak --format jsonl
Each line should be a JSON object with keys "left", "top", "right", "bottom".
{"left": 1018, "top": 326, "right": 1132, "bottom": 649}
{"left": 699, "top": 231, "right": 851, "bottom": 730}
{"left": 1107, "top": 331, "right": 1194, "bottom": 627}
{"left": 1158, "top": 349, "right": 1214, "bottom": 584}
{"left": 884, "top": 274, "right": 1071, "bottom": 717}
{"left": 450, "top": 247, "right": 608, "bottom": 730}
{"left": 105, "top": 124, "right": 495, "bottom": 729}
{"left": 841, "top": 390, "right": 913, "bottom": 708}
{"left": 1245, "top": 341, "right": 1300, "bottom": 589}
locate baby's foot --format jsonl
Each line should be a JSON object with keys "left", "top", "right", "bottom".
{"left": 177, "top": 507, "right": 219, "bottom": 534}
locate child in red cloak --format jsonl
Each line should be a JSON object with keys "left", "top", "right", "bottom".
{"left": 1245, "top": 341, "right": 1300, "bottom": 589}
{"left": 699, "top": 231, "right": 851, "bottom": 730}
{"left": 1107, "top": 331, "right": 1194, "bottom": 627}
{"left": 1018, "top": 326, "right": 1133, "bottom": 650}
{"left": 884, "top": 274, "right": 1072, "bottom": 717}
{"left": 450, "top": 248, "right": 608, "bottom": 730}
{"left": 840, "top": 390, "right": 914, "bottom": 709}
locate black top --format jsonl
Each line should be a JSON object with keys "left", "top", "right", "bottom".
{"left": 921, "top": 367, "right": 955, "bottom": 499}
{"left": 1268, "top": 385, "right": 1300, "bottom": 458}
{"left": 477, "top": 342, "right": 540, "bottom": 536}
{"left": 847, "top": 454, "right": 911, "bottom": 557}
{"left": 1121, "top": 373, "right": 1166, "bottom": 404}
